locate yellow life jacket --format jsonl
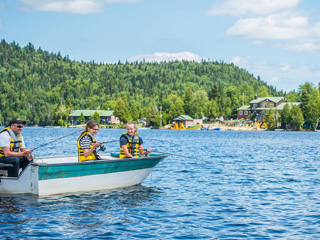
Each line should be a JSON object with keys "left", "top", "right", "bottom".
{"left": 119, "top": 132, "right": 140, "bottom": 158}
{"left": 78, "top": 132, "right": 97, "bottom": 162}
{"left": 0, "top": 128, "right": 22, "bottom": 157}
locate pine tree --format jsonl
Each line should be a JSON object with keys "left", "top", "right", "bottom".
{"left": 290, "top": 105, "right": 304, "bottom": 130}
{"left": 280, "top": 104, "right": 291, "bottom": 129}
{"left": 78, "top": 112, "right": 85, "bottom": 124}
{"left": 264, "top": 108, "right": 277, "bottom": 130}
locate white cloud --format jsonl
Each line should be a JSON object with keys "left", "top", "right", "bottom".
{"left": 279, "top": 63, "right": 291, "bottom": 72}
{"left": 230, "top": 56, "right": 250, "bottom": 67}
{"left": 226, "top": 11, "right": 320, "bottom": 53}
{"left": 207, "top": 0, "right": 320, "bottom": 53}
{"left": 128, "top": 52, "right": 203, "bottom": 63}
{"left": 285, "top": 42, "right": 320, "bottom": 53}
{"left": 206, "top": 0, "right": 300, "bottom": 16}
{"left": 227, "top": 12, "right": 310, "bottom": 40}
{"left": 21, "top": 0, "right": 138, "bottom": 14}
{"left": 21, "top": 0, "right": 102, "bottom": 14}
{"left": 269, "top": 76, "right": 280, "bottom": 82}
{"left": 253, "top": 62, "right": 273, "bottom": 71}
{"left": 252, "top": 40, "right": 264, "bottom": 46}
{"left": 245, "top": 62, "right": 320, "bottom": 91}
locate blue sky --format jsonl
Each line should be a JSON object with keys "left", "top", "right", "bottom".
{"left": 1, "top": 0, "right": 320, "bottom": 92}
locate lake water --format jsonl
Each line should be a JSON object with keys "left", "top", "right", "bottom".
{"left": 1, "top": 128, "right": 320, "bottom": 239}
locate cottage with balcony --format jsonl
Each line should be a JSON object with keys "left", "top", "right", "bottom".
{"left": 237, "top": 95, "right": 301, "bottom": 120}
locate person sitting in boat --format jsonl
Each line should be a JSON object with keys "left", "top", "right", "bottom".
{"left": 0, "top": 118, "right": 33, "bottom": 177}
{"left": 120, "top": 121, "right": 152, "bottom": 158}
{"left": 78, "top": 120, "right": 103, "bottom": 162}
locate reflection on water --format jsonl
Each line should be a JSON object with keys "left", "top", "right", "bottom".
{"left": 1, "top": 128, "right": 320, "bottom": 239}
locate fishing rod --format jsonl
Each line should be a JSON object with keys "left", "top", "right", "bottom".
{"left": 32, "top": 129, "right": 83, "bottom": 151}
{"left": 152, "top": 150, "right": 203, "bottom": 161}
{"left": 96, "top": 140, "right": 119, "bottom": 153}
{"left": 32, "top": 131, "right": 120, "bottom": 152}
{"left": 144, "top": 138, "right": 173, "bottom": 143}
{"left": 100, "top": 139, "right": 173, "bottom": 144}
{"left": 152, "top": 150, "right": 190, "bottom": 158}
{"left": 100, "top": 140, "right": 119, "bottom": 144}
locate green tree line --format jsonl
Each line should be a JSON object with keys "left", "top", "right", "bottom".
{"left": 262, "top": 82, "right": 320, "bottom": 131}
{"left": 1, "top": 39, "right": 317, "bottom": 129}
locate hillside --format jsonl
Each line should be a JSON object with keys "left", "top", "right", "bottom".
{"left": 0, "top": 39, "right": 281, "bottom": 125}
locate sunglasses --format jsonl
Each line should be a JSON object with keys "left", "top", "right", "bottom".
{"left": 14, "top": 125, "right": 24, "bottom": 128}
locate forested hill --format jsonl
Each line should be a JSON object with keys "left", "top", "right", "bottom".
{"left": 0, "top": 39, "right": 281, "bottom": 126}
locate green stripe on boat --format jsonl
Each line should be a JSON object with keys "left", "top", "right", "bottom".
{"left": 38, "top": 157, "right": 163, "bottom": 180}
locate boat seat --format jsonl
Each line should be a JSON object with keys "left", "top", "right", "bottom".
{"left": 0, "top": 163, "right": 13, "bottom": 177}
{"left": 0, "top": 169, "right": 8, "bottom": 177}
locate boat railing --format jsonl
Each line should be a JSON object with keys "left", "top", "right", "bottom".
{"left": 31, "top": 153, "right": 167, "bottom": 167}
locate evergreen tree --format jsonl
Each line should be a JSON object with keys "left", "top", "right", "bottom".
{"left": 166, "top": 94, "right": 184, "bottom": 122}
{"left": 90, "top": 111, "right": 100, "bottom": 122}
{"left": 147, "top": 102, "right": 159, "bottom": 126}
{"left": 285, "top": 92, "right": 299, "bottom": 102}
{"left": 190, "top": 90, "right": 208, "bottom": 118}
{"left": 280, "top": 104, "right": 291, "bottom": 129}
{"left": 264, "top": 108, "right": 277, "bottom": 130}
{"left": 114, "top": 97, "right": 132, "bottom": 123}
{"left": 206, "top": 100, "right": 219, "bottom": 120}
{"left": 142, "top": 107, "right": 148, "bottom": 119}
{"left": 290, "top": 105, "right": 304, "bottom": 130}
{"left": 305, "top": 100, "right": 320, "bottom": 130}
{"left": 257, "top": 86, "right": 269, "bottom": 97}
{"left": 66, "top": 98, "right": 73, "bottom": 112}
{"left": 53, "top": 100, "right": 68, "bottom": 125}
{"left": 78, "top": 112, "right": 85, "bottom": 124}
{"left": 183, "top": 87, "right": 194, "bottom": 116}
{"left": 130, "top": 103, "right": 140, "bottom": 122}
{"left": 300, "top": 89, "right": 310, "bottom": 121}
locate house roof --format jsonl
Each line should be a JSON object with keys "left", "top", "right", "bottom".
{"left": 237, "top": 105, "right": 251, "bottom": 111}
{"left": 250, "top": 97, "right": 286, "bottom": 104}
{"left": 69, "top": 110, "right": 114, "bottom": 117}
{"left": 237, "top": 102, "right": 302, "bottom": 112}
{"left": 173, "top": 115, "right": 194, "bottom": 121}
{"left": 274, "top": 102, "right": 301, "bottom": 110}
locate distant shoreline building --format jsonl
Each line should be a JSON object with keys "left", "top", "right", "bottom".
{"left": 237, "top": 95, "right": 301, "bottom": 120}
{"left": 69, "top": 110, "right": 120, "bottom": 125}
{"left": 172, "top": 115, "right": 203, "bottom": 128}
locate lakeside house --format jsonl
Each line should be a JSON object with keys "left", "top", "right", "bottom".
{"left": 237, "top": 95, "right": 301, "bottom": 120}
{"left": 172, "top": 115, "right": 203, "bottom": 128}
{"left": 69, "top": 110, "right": 120, "bottom": 125}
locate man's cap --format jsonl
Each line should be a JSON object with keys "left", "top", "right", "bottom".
{"left": 8, "top": 118, "right": 27, "bottom": 126}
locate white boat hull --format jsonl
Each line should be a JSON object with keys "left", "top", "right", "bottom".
{"left": 0, "top": 153, "right": 166, "bottom": 195}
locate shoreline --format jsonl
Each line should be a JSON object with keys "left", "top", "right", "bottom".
{"left": 198, "top": 123, "right": 266, "bottom": 131}
{"left": 14, "top": 125, "right": 317, "bottom": 132}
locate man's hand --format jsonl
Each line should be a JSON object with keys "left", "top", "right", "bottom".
{"left": 23, "top": 149, "right": 34, "bottom": 161}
